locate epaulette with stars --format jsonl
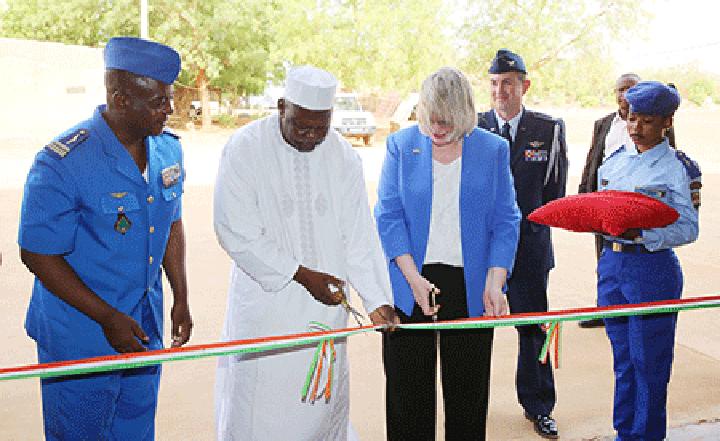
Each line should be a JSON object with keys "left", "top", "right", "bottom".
{"left": 675, "top": 150, "right": 701, "bottom": 180}
{"left": 44, "top": 129, "right": 89, "bottom": 159}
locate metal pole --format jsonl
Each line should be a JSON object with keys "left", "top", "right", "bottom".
{"left": 140, "top": 0, "right": 149, "bottom": 39}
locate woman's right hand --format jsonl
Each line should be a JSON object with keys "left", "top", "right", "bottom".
{"left": 408, "top": 274, "right": 440, "bottom": 316}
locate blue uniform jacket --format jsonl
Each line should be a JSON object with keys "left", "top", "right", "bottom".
{"left": 478, "top": 109, "right": 568, "bottom": 273}
{"left": 18, "top": 105, "right": 184, "bottom": 361}
{"left": 374, "top": 125, "right": 521, "bottom": 317}
{"left": 597, "top": 139, "right": 699, "bottom": 250}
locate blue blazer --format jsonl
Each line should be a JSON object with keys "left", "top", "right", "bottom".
{"left": 374, "top": 125, "right": 521, "bottom": 317}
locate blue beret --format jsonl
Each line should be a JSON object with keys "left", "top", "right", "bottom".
{"left": 625, "top": 81, "right": 680, "bottom": 117}
{"left": 488, "top": 49, "right": 527, "bottom": 74}
{"left": 104, "top": 37, "right": 181, "bottom": 85}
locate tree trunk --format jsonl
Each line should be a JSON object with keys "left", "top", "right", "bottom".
{"left": 173, "top": 84, "right": 193, "bottom": 127}
{"left": 197, "top": 69, "right": 211, "bottom": 129}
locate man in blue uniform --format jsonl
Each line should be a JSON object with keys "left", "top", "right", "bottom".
{"left": 18, "top": 37, "right": 193, "bottom": 440}
{"left": 596, "top": 81, "right": 698, "bottom": 441}
{"left": 478, "top": 49, "right": 567, "bottom": 439}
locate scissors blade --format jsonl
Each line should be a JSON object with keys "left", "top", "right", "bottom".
{"left": 341, "top": 297, "right": 366, "bottom": 327}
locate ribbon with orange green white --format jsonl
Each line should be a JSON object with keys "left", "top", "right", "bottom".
{"left": 2, "top": 295, "right": 719, "bottom": 382}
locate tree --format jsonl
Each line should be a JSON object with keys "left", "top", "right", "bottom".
{"left": 2, "top": 0, "right": 665, "bottom": 111}
{"left": 150, "top": 0, "right": 276, "bottom": 128}
{"left": 457, "top": 0, "right": 651, "bottom": 107}
{"left": 1, "top": 0, "right": 138, "bottom": 44}
{"left": 269, "top": 0, "right": 455, "bottom": 94}
{"left": 643, "top": 63, "right": 719, "bottom": 106}
{"left": 1, "top": 0, "right": 275, "bottom": 128}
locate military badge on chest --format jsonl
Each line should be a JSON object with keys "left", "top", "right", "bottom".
{"left": 524, "top": 141, "right": 547, "bottom": 162}
{"left": 110, "top": 192, "right": 132, "bottom": 235}
{"left": 115, "top": 212, "right": 132, "bottom": 234}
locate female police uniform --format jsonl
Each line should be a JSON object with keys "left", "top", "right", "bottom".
{"left": 596, "top": 81, "right": 698, "bottom": 441}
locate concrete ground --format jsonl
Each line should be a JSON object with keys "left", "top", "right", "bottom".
{"left": 1, "top": 109, "right": 719, "bottom": 439}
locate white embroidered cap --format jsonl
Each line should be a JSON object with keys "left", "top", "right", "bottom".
{"left": 283, "top": 65, "right": 337, "bottom": 110}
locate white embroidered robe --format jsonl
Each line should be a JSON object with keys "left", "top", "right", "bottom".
{"left": 213, "top": 115, "right": 392, "bottom": 441}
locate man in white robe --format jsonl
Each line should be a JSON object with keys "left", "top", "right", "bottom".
{"left": 213, "top": 66, "right": 398, "bottom": 441}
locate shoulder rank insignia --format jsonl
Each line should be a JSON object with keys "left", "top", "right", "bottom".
{"left": 675, "top": 150, "right": 701, "bottom": 180}
{"left": 527, "top": 110, "right": 555, "bottom": 122}
{"left": 605, "top": 145, "right": 625, "bottom": 162}
{"left": 161, "top": 163, "right": 182, "bottom": 188}
{"left": 44, "top": 129, "right": 89, "bottom": 159}
{"left": 162, "top": 129, "right": 181, "bottom": 139}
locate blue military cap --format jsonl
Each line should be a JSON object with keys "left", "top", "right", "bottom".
{"left": 104, "top": 37, "right": 181, "bottom": 85}
{"left": 488, "top": 49, "right": 527, "bottom": 74}
{"left": 625, "top": 81, "right": 681, "bottom": 116}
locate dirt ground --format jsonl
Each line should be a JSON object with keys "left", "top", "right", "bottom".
{"left": 1, "top": 107, "right": 719, "bottom": 440}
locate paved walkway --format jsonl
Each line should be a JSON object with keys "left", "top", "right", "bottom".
{"left": 1, "top": 130, "right": 718, "bottom": 440}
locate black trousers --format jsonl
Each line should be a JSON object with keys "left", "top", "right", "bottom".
{"left": 506, "top": 269, "right": 556, "bottom": 417}
{"left": 383, "top": 264, "right": 494, "bottom": 441}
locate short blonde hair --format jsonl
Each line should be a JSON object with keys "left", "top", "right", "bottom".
{"left": 417, "top": 67, "right": 476, "bottom": 141}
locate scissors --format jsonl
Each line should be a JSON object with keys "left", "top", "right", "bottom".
{"left": 429, "top": 287, "right": 439, "bottom": 322}
{"left": 329, "top": 284, "right": 366, "bottom": 327}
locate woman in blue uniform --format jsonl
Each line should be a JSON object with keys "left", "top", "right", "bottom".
{"left": 596, "top": 81, "right": 699, "bottom": 441}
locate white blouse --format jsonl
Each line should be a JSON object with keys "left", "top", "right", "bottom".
{"left": 424, "top": 157, "right": 463, "bottom": 267}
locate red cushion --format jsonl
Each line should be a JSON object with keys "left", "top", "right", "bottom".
{"left": 528, "top": 191, "right": 679, "bottom": 236}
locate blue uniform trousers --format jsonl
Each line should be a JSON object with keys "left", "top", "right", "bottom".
{"left": 598, "top": 247, "right": 682, "bottom": 441}
{"left": 38, "top": 296, "right": 162, "bottom": 441}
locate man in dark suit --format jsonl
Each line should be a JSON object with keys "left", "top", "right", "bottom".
{"left": 478, "top": 49, "right": 567, "bottom": 439}
{"left": 577, "top": 73, "right": 677, "bottom": 328}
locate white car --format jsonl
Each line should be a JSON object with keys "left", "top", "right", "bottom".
{"left": 389, "top": 93, "right": 419, "bottom": 133}
{"left": 332, "top": 93, "right": 376, "bottom": 146}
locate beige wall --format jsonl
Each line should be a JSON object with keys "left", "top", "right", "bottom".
{"left": 0, "top": 38, "right": 105, "bottom": 138}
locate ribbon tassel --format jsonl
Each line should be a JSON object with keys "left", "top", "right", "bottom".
{"left": 538, "top": 321, "right": 562, "bottom": 369}
{"left": 301, "top": 322, "right": 337, "bottom": 404}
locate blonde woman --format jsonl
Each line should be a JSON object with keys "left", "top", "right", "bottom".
{"left": 375, "top": 67, "right": 521, "bottom": 440}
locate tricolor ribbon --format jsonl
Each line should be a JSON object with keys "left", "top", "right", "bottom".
{"left": 302, "top": 322, "right": 337, "bottom": 403}
{"left": 2, "top": 295, "right": 720, "bottom": 382}
{"left": 539, "top": 322, "right": 562, "bottom": 368}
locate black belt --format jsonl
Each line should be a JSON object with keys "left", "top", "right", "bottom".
{"left": 603, "top": 239, "right": 654, "bottom": 254}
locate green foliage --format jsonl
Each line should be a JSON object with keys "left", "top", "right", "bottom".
{"left": 269, "top": 0, "right": 455, "bottom": 94}
{"left": 1, "top": 0, "right": 137, "bottom": 45}
{"left": 213, "top": 113, "right": 238, "bottom": 128}
{"left": 1, "top": 0, "right": 276, "bottom": 127}
{"left": 4, "top": 0, "right": 713, "bottom": 110}
{"left": 643, "top": 64, "right": 720, "bottom": 106}
{"left": 1, "top": 0, "right": 274, "bottom": 95}
{"left": 686, "top": 80, "right": 717, "bottom": 106}
{"left": 458, "top": 0, "right": 649, "bottom": 107}
{"left": 151, "top": 0, "right": 275, "bottom": 96}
